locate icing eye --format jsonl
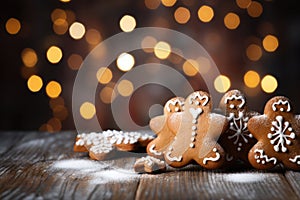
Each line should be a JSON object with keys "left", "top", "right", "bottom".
{"left": 195, "top": 101, "right": 200, "bottom": 106}
{"left": 175, "top": 107, "right": 179, "bottom": 112}
{"left": 280, "top": 107, "right": 284, "bottom": 112}
{"left": 229, "top": 104, "right": 234, "bottom": 109}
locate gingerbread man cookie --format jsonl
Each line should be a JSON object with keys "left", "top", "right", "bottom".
{"left": 164, "top": 91, "right": 228, "bottom": 169}
{"left": 147, "top": 97, "right": 185, "bottom": 158}
{"left": 219, "top": 90, "right": 259, "bottom": 166}
{"left": 248, "top": 96, "right": 300, "bottom": 170}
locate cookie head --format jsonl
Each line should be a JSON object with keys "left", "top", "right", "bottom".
{"left": 186, "top": 91, "right": 212, "bottom": 114}
{"left": 264, "top": 96, "right": 292, "bottom": 117}
{"left": 164, "top": 97, "right": 185, "bottom": 114}
{"left": 220, "top": 89, "right": 246, "bottom": 116}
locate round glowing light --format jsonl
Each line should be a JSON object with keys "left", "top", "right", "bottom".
{"left": 60, "top": 0, "right": 71, "bottom": 2}
{"left": 85, "top": 29, "right": 102, "bottom": 45}
{"left": 197, "top": 5, "right": 214, "bottom": 23}
{"left": 261, "top": 75, "right": 278, "bottom": 93}
{"left": 47, "top": 118, "right": 62, "bottom": 132}
{"left": 246, "top": 44, "right": 262, "bottom": 61}
{"left": 196, "top": 56, "right": 211, "bottom": 74}
{"left": 141, "top": 36, "right": 157, "bottom": 53}
{"left": 116, "top": 52, "right": 135, "bottom": 72}
{"left": 119, "top": 15, "right": 136, "bottom": 32}
{"left": 247, "top": 1, "right": 263, "bottom": 18}
{"left": 67, "top": 54, "right": 83, "bottom": 70}
{"left": 154, "top": 41, "right": 171, "bottom": 59}
{"left": 96, "top": 67, "right": 113, "bottom": 84}
{"left": 117, "top": 80, "right": 134, "bottom": 97}
{"left": 182, "top": 59, "right": 199, "bottom": 76}
{"left": 69, "top": 22, "right": 86, "bottom": 40}
{"left": 161, "top": 0, "right": 177, "bottom": 7}
{"left": 46, "top": 46, "right": 63, "bottom": 64}
{"left": 27, "top": 75, "right": 43, "bottom": 92}
{"left": 5, "top": 18, "right": 21, "bottom": 35}
{"left": 53, "top": 18, "right": 68, "bottom": 35}
{"left": 46, "top": 81, "right": 62, "bottom": 98}
{"left": 145, "top": 0, "right": 160, "bottom": 9}
{"left": 100, "top": 86, "right": 117, "bottom": 104}
{"left": 244, "top": 70, "right": 260, "bottom": 88}
{"left": 21, "top": 48, "right": 38, "bottom": 67}
{"left": 174, "top": 7, "right": 191, "bottom": 24}
{"left": 51, "top": 9, "right": 67, "bottom": 22}
{"left": 224, "top": 12, "right": 240, "bottom": 30}
{"left": 236, "top": 0, "right": 251, "bottom": 9}
{"left": 214, "top": 75, "right": 231, "bottom": 93}
{"left": 80, "top": 102, "right": 96, "bottom": 119}
{"left": 262, "top": 35, "right": 279, "bottom": 52}
{"left": 53, "top": 105, "right": 68, "bottom": 120}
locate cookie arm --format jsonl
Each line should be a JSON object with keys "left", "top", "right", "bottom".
{"left": 167, "top": 112, "right": 183, "bottom": 134}
{"left": 149, "top": 115, "right": 166, "bottom": 135}
{"left": 208, "top": 113, "right": 229, "bottom": 139}
{"left": 247, "top": 115, "right": 268, "bottom": 140}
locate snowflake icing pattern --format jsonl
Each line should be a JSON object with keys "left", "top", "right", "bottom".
{"left": 268, "top": 115, "right": 296, "bottom": 152}
{"left": 228, "top": 112, "right": 253, "bottom": 151}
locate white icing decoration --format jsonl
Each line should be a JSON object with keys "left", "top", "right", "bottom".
{"left": 189, "top": 92, "right": 209, "bottom": 106}
{"left": 136, "top": 156, "right": 165, "bottom": 167}
{"left": 224, "top": 94, "right": 245, "bottom": 108}
{"left": 166, "top": 99, "right": 184, "bottom": 112}
{"left": 226, "top": 154, "right": 234, "bottom": 162}
{"left": 190, "top": 143, "right": 195, "bottom": 148}
{"left": 272, "top": 100, "right": 291, "bottom": 112}
{"left": 227, "top": 111, "right": 252, "bottom": 151}
{"left": 289, "top": 155, "right": 300, "bottom": 165}
{"left": 90, "top": 141, "right": 113, "bottom": 154}
{"left": 254, "top": 149, "right": 277, "bottom": 164}
{"left": 149, "top": 144, "right": 162, "bottom": 156}
{"left": 165, "top": 150, "right": 182, "bottom": 162}
{"left": 203, "top": 148, "right": 221, "bottom": 164}
{"left": 189, "top": 108, "right": 202, "bottom": 119}
{"left": 267, "top": 116, "right": 295, "bottom": 152}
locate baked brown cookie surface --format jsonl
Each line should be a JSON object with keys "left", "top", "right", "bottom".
{"left": 248, "top": 96, "right": 300, "bottom": 170}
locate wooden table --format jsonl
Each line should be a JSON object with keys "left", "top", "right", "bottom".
{"left": 0, "top": 131, "right": 300, "bottom": 200}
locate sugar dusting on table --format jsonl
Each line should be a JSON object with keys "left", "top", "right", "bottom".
{"left": 225, "top": 173, "right": 266, "bottom": 183}
{"left": 51, "top": 159, "right": 139, "bottom": 184}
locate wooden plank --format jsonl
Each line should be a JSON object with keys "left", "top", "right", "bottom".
{"left": 136, "top": 165, "right": 299, "bottom": 200}
{"left": 0, "top": 131, "right": 26, "bottom": 155}
{"left": 284, "top": 171, "right": 300, "bottom": 198}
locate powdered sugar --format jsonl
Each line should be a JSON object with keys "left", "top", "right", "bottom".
{"left": 224, "top": 173, "right": 266, "bottom": 183}
{"left": 52, "top": 159, "right": 109, "bottom": 170}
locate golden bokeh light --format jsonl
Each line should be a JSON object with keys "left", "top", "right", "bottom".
{"left": 21, "top": 48, "right": 38, "bottom": 68}
{"left": 47, "top": 118, "right": 62, "bottom": 132}
{"left": 246, "top": 44, "right": 262, "bottom": 61}
{"left": 80, "top": 102, "right": 96, "bottom": 119}
{"left": 85, "top": 29, "right": 102, "bottom": 45}
{"left": 247, "top": 1, "right": 263, "bottom": 18}
{"left": 96, "top": 67, "right": 113, "bottom": 84}
{"left": 60, "top": 0, "right": 71, "bottom": 2}
{"left": 154, "top": 41, "right": 171, "bottom": 59}
{"left": 27, "top": 75, "right": 43, "bottom": 92}
{"left": 214, "top": 75, "right": 231, "bottom": 93}
{"left": 67, "top": 54, "right": 83, "bottom": 70}
{"left": 119, "top": 15, "right": 136, "bottom": 32}
{"left": 51, "top": 9, "right": 67, "bottom": 22}
{"left": 39, "top": 123, "right": 54, "bottom": 132}
{"left": 46, "top": 81, "right": 62, "bottom": 98}
{"left": 100, "top": 86, "right": 117, "bottom": 104}
{"left": 197, "top": 5, "right": 214, "bottom": 23}
{"left": 224, "top": 12, "right": 240, "bottom": 30}
{"left": 117, "top": 80, "right": 134, "bottom": 97}
{"left": 53, "top": 18, "right": 68, "bottom": 35}
{"left": 262, "top": 35, "right": 279, "bottom": 52}
{"left": 49, "top": 96, "right": 65, "bottom": 110}
{"left": 196, "top": 56, "right": 211, "bottom": 74}
{"left": 141, "top": 36, "right": 157, "bottom": 53}
{"left": 174, "top": 7, "right": 190, "bottom": 24}
{"left": 161, "top": 0, "right": 177, "bottom": 7}
{"left": 69, "top": 22, "right": 86, "bottom": 40}
{"left": 65, "top": 10, "right": 76, "bottom": 24}
{"left": 261, "top": 75, "right": 277, "bottom": 93}
{"left": 53, "top": 105, "right": 68, "bottom": 120}
{"left": 236, "top": 0, "right": 251, "bottom": 9}
{"left": 5, "top": 18, "right": 21, "bottom": 35}
{"left": 46, "top": 46, "right": 63, "bottom": 64}
{"left": 244, "top": 70, "right": 260, "bottom": 88}
{"left": 116, "top": 52, "right": 135, "bottom": 72}
{"left": 145, "top": 0, "right": 160, "bottom": 9}
{"left": 182, "top": 59, "right": 199, "bottom": 76}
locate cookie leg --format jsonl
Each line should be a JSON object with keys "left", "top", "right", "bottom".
{"left": 248, "top": 142, "right": 277, "bottom": 170}
{"left": 282, "top": 154, "right": 300, "bottom": 171}
{"left": 164, "top": 149, "right": 192, "bottom": 168}
{"left": 197, "top": 144, "right": 225, "bottom": 170}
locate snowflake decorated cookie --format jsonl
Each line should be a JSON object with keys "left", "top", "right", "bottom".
{"left": 147, "top": 97, "right": 185, "bottom": 158}
{"left": 164, "top": 91, "right": 229, "bottom": 169}
{"left": 248, "top": 96, "right": 300, "bottom": 170}
{"left": 218, "top": 90, "right": 259, "bottom": 166}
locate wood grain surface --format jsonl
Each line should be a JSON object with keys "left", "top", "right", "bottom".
{"left": 0, "top": 131, "right": 299, "bottom": 200}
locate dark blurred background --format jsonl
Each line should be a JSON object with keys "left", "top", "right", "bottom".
{"left": 1, "top": 0, "right": 300, "bottom": 131}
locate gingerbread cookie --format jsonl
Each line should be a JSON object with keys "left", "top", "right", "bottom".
{"left": 164, "top": 91, "right": 228, "bottom": 169}
{"left": 88, "top": 136, "right": 115, "bottom": 161}
{"left": 147, "top": 97, "right": 185, "bottom": 158}
{"left": 219, "top": 90, "right": 259, "bottom": 166}
{"left": 74, "top": 132, "right": 103, "bottom": 152}
{"left": 248, "top": 96, "right": 300, "bottom": 170}
{"left": 134, "top": 156, "right": 166, "bottom": 173}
